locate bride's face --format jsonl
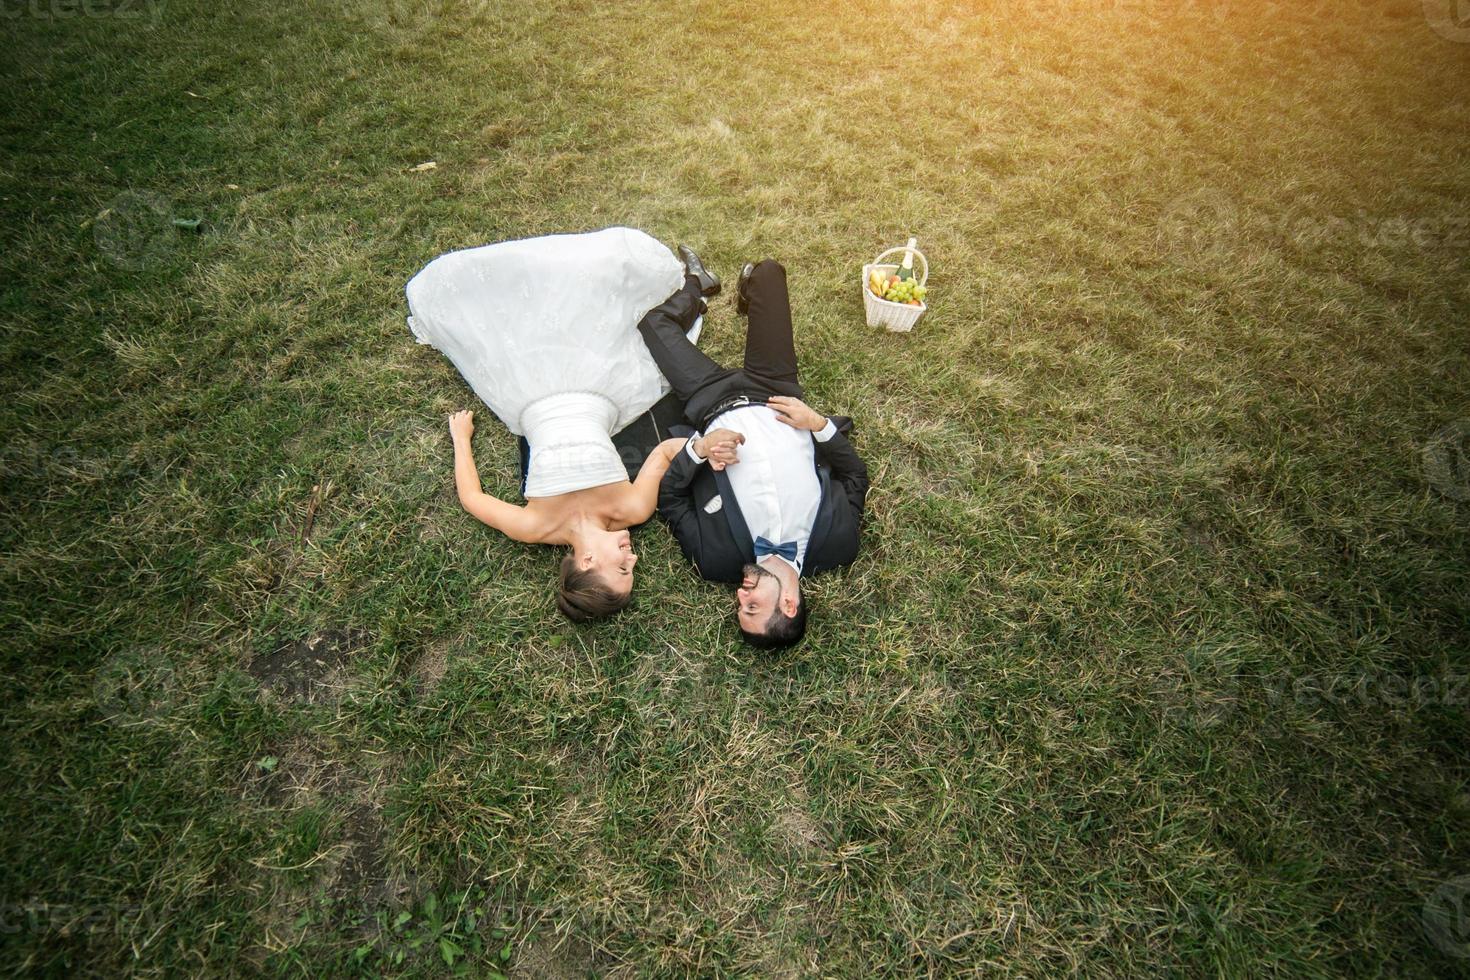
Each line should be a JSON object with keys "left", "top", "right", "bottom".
{"left": 585, "top": 528, "right": 637, "bottom": 594}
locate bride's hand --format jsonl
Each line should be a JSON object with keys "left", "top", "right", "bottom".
{"left": 448, "top": 409, "right": 474, "bottom": 441}
{"left": 696, "top": 429, "right": 743, "bottom": 471}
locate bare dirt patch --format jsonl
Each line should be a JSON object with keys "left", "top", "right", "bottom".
{"left": 320, "top": 801, "right": 415, "bottom": 920}
{"left": 511, "top": 929, "right": 600, "bottom": 979}
{"left": 247, "top": 627, "right": 371, "bottom": 704}
{"left": 407, "top": 634, "right": 453, "bottom": 692}
{"left": 774, "top": 807, "right": 828, "bottom": 857}
{"left": 239, "top": 734, "right": 410, "bottom": 962}
{"left": 245, "top": 735, "right": 358, "bottom": 807}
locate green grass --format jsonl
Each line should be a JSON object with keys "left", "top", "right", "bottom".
{"left": 3, "top": 0, "right": 1469, "bottom": 974}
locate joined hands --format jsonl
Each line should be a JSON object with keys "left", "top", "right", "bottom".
{"left": 695, "top": 429, "right": 744, "bottom": 471}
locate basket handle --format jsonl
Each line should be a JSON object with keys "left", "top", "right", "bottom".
{"left": 872, "top": 244, "right": 928, "bottom": 286}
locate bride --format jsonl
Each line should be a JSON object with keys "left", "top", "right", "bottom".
{"left": 405, "top": 228, "right": 727, "bottom": 621}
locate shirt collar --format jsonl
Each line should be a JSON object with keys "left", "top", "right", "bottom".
{"left": 770, "top": 553, "right": 802, "bottom": 576}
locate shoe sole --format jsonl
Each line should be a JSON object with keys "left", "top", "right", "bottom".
{"left": 735, "top": 264, "right": 754, "bottom": 315}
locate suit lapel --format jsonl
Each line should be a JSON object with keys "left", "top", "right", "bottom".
{"left": 807, "top": 466, "right": 835, "bottom": 564}
{"left": 711, "top": 467, "right": 756, "bottom": 559}
{"left": 803, "top": 434, "right": 835, "bottom": 570}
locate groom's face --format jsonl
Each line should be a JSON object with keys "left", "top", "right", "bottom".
{"left": 736, "top": 563, "right": 781, "bottom": 633}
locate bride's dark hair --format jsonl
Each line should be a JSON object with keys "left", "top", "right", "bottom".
{"left": 557, "top": 554, "right": 630, "bottom": 622}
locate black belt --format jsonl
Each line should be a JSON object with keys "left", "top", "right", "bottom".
{"left": 700, "top": 393, "right": 769, "bottom": 431}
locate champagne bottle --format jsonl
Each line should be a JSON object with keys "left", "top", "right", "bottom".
{"left": 896, "top": 237, "right": 918, "bottom": 281}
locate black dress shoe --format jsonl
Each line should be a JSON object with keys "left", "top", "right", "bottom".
{"left": 735, "top": 262, "right": 755, "bottom": 315}
{"left": 678, "top": 245, "right": 721, "bottom": 297}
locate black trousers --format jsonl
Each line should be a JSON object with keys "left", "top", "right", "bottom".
{"left": 637, "top": 259, "right": 805, "bottom": 428}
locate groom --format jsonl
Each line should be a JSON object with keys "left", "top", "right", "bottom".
{"left": 637, "top": 249, "right": 870, "bottom": 648}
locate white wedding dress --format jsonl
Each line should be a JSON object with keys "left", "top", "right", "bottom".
{"left": 405, "top": 228, "right": 699, "bottom": 498}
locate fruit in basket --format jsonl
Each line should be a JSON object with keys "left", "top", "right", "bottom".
{"left": 866, "top": 239, "right": 929, "bottom": 309}
{"left": 879, "top": 276, "right": 926, "bottom": 306}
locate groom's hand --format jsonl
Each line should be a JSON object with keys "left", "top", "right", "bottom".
{"left": 769, "top": 396, "right": 826, "bottom": 432}
{"left": 695, "top": 429, "right": 744, "bottom": 470}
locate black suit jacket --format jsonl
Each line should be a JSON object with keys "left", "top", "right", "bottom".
{"left": 656, "top": 421, "right": 869, "bottom": 583}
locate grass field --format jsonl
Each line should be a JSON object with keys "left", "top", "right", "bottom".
{"left": 3, "top": 0, "right": 1470, "bottom": 974}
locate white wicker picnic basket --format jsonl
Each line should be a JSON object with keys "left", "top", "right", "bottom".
{"left": 862, "top": 242, "right": 929, "bottom": 332}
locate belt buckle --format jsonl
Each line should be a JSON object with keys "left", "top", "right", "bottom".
{"left": 709, "top": 395, "right": 751, "bottom": 427}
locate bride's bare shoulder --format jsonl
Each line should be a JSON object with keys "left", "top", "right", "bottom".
{"left": 518, "top": 499, "right": 570, "bottom": 544}
{"left": 601, "top": 481, "right": 651, "bottom": 528}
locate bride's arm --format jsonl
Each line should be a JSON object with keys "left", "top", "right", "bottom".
{"left": 449, "top": 411, "right": 538, "bottom": 542}
{"left": 621, "top": 437, "right": 694, "bottom": 525}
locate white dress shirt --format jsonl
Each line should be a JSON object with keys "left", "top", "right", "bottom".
{"left": 688, "top": 405, "right": 837, "bottom": 573}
